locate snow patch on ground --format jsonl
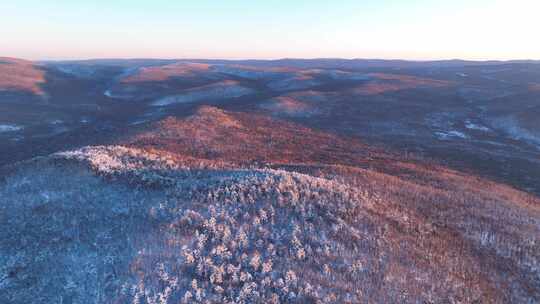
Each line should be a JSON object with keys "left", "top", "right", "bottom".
{"left": 425, "top": 112, "right": 458, "bottom": 130}
{"left": 465, "top": 120, "right": 490, "bottom": 132}
{"left": 51, "top": 125, "right": 70, "bottom": 135}
{"left": 103, "top": 85, "right": 142, "bottom": 100}
{"left": 435, "top": 130, "right": 469, "bottom": 140}
{"left": 494, "top": 117, "right": 540, "bottom": 148}
{"left": 129, "top": 119, "right": 151, "bottom": 126}
{"left": 0, "top": 124, "right": 23, "bottom": 133}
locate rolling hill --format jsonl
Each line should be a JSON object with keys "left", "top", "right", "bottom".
{"left": 1, "top": 58, "right": 540, "bottom": 303}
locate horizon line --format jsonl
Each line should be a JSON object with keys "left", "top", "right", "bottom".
{"left": 29, "top": 56, "right": 540, "bottom": 63}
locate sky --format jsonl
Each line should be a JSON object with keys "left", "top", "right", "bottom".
{"left": 1, "top": 0, "right": 539, "bottom": 61}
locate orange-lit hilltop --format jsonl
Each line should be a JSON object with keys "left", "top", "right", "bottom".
{"left": 0, "top": 57, "right": 46, "bottom": 96}
{"left": 1, "top": 58, "right": 540, "bottom": 303}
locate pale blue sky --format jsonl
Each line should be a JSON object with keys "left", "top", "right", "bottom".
{"left": 1, "top": 0, "right": 538, "bottom": 60}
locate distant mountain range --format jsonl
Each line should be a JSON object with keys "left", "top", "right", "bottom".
{"left": 41, "top": 57, "right": 540, "bottom": 69}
